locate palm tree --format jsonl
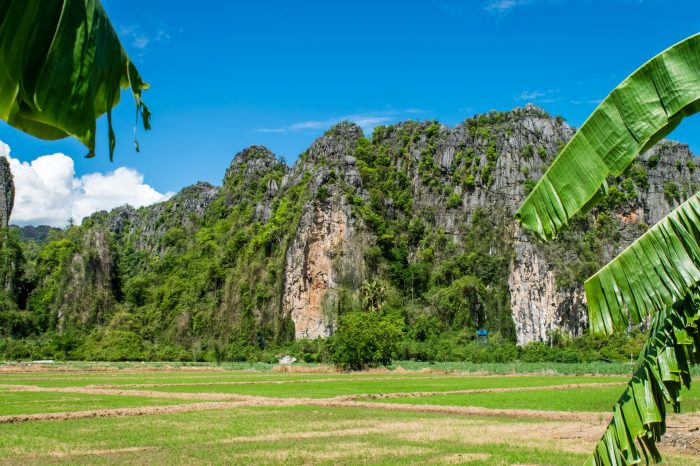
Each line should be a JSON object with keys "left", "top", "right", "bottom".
{"left": 0, "top": 0, "right": 150, "bottom": 160}
{"left": 517, "top": 33, "right": 700, "bottom": 464}
{"left": 359, "top": 279, "right": 387, "bottom": 313}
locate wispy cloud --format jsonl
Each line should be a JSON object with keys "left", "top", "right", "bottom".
{"left": 485, "top": 0, "right": 536, "bottom": 14}
{"left": 119, "top": 22, "right": 177, "bottom": 54}
{"left": 485, "top": 0, "right": 518, "bottom": 13}
{"left": 257, "top": 110, "right": 426, "bottom": 134}
{"left": 515, "top": 89, "right": 562, "bottom": 104}
{"left": 404, "top": 108, "right": 429, "bottom": 114}
{"left": 517, "top": 90, "right": 547, "bottom": 100}
{"left": 571, "top": 99, "right": 603, "bottom": 105}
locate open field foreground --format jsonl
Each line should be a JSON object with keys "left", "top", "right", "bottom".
{"left": 0, "top": 364, "right": 698, "bottom": 465}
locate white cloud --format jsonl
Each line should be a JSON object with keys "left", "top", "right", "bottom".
{"left": 0, "top": 140, "right": 9, "bottom": 158}
{"left": 0, "top": 141, "right": 173, "bottom": 227}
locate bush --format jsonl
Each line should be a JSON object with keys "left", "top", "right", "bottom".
{"left": 329, "top": 311, "right": 402, "bottom": 370}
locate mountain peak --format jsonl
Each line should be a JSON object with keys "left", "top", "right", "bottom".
{"left": 224, "top": 145, "right": 286, "bottom": 186}
{"left": 323, "top": 121, "right": 364, "bottom": 140}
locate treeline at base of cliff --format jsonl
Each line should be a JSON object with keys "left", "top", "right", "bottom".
{"left": 1, "top": 106, "right": 697, "bottom": 367}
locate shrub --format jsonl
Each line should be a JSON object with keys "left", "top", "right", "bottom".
{"left": 663, "top": 181, "right": 681, "bottom": 203}
{"left": 523, "top": 178, "right": 536, "bottom": 195}
{"left": 446, "top": 193, "right": 462, "bottom": 209}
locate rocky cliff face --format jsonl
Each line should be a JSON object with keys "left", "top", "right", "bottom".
{"left": 282, "top": 123, "right": 362, "bottom": 338}
{"left": 0, "top": 156, "right": 14, "bottom": 227}
{"left": 6, "top": 106, "right": 699, "bottom": 347}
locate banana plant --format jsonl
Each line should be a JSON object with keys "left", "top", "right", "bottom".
{"left": 0, "top": 0, "right": 150, "bottom": 160}
{"left": 517, "top": 33, "right": 700, "bottom": 464}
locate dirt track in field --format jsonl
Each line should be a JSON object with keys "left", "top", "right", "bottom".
{"left": 334, "top": 381, "right": 625, "bottom": 400}
{"left": 83, "top": 374, "right": 530, "bottom": 389}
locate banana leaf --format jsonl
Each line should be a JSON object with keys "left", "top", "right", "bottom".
{"left": 516, "top": 33, "right": 700, "bottom": 240}
{"left": 0, "top": 0, "right": 150, "bottom": 159}
{"left": 514, "top": 32, "right": 700, "bottom": 464}
{"left": 586, "top": 293, "right": 700, "bottom": 466}
{"left": 585, "top": 193, "right": 700, "bottom": 335}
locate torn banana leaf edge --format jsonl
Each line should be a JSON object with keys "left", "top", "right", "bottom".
{"left": 585, "top": 193, "right": 700, "bottom": 336}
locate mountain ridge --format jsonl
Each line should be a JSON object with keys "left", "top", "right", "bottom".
{"left": 2, "top": 105, "right": 699, "bottom": 360}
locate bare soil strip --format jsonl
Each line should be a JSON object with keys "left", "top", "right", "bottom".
{"left": 333, "top": 382, "right": 625, "bottom": 400}
{"left": 0, "top": 402, "right": 252, "bottom": 424}
{"left": 85, "top": 377, "right": 624, "bottom": 390}
{"left": 85, "top": 375, "right": 471, "bottom": 389}
{"left": 45, "top": 446, "right": 157, "bottom": 458}
{"left": 1, "top": 384, "right": 247, "bottom": 401}
{"left": 0, "top": 392, "right": 611, "bottom": 424}
{"left": 307, "top": 399, "right": 612, "bottom": 423}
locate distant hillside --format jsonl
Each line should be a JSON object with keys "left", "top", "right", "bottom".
{"left": 12, "top": 225, "right": 61, "bottom": 243}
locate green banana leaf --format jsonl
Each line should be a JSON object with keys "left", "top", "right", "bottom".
{"left": 516, "top": 33, "right": 700, "bottom": 240}
{"left": 0, "top": 0, "right": 150, "bottom": 159}
{"left": 585, "top": 193, "right": 700, "bottom": 335}
{"left": 514, "top": 32, "right": 700, "bottom": 465}
{"left": 586, "top": 294, "right": 699, "bottom": 466}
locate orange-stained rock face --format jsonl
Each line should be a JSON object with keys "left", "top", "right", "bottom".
{"left": 283, "top": 203, "right": 347, "bottom": 339}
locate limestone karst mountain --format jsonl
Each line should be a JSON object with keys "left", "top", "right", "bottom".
{"left": 2, "top": 105, "right": 699, "bottom": 356}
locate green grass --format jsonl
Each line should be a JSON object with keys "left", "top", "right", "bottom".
{"left": 0, "top": 372, "right": 443, "bottom": 388}
{"left": 122, "top": 374, "right": 624, "bottom": 398}
{"left": 7, "top": 360, "right": 695, "bottom": 376}
{"left": 391, "top": 360, "right": 651, "bottom": 375}
{"left": 0, "top": 367, "right": 696, "bottom": 465}
{"left": 0, "top": 405, "right": 591, "bottom": 465}
{"left": 363, "top": 384, "right": 700, "bottom": 413}
{"left": 0, "top": 391, "right": 199, "bottom": 416}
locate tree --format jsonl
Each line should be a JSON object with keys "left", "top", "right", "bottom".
{"left": 517, "top": 33, "right": 700, "bottom": 464}
{"left": 359, "top": 279, "right": 387, "bottom": 312}
{"left": 329, "top": 311, "right": 402, "bottom": 371}
{"left": 0, "top": 0, "right": 150, "bottom": 160}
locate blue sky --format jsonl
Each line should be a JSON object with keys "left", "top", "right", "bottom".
{"left": 1, "top": 0, "right": 700, "bottom": 225}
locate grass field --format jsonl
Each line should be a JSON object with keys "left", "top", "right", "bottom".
{"left": 0, "top": 363, "right": 698, "bottom": 465}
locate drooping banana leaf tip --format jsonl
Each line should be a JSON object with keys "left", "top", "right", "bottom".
{"left": 0, "top": 0, "right": 151, "bottom": 160}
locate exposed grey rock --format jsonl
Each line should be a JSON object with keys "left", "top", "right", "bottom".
{"left": 224, "top": 145, "right": 284, "bottom": 185}
{"left": 0, "top": 156, "right": 14, "bottom": 227}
